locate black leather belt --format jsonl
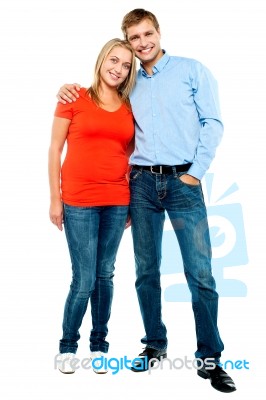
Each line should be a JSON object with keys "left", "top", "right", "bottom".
{"left": 133, "top": 163, "right": 192, "bottom": 175}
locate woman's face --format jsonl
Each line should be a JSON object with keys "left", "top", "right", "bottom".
{"left": 100, "top": 46, "right": 132, "bottom": 89}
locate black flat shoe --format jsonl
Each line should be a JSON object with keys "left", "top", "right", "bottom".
{"left": 198, "top": 363, "right": 236, "bottom": 393}
{"left": 131, "top": 347, "right": 167, "bottom": 372}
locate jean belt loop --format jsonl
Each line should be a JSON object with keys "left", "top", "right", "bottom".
{"left": 172, "top": 166, "right": 177, "bottom": 178}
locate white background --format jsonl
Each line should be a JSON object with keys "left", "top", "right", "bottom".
{"left": 0, "top": 0, "right": 265, "bottom": 398}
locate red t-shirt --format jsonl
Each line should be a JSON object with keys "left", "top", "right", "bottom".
{"left": 54, "top": 87, "right": 134, "bottom": 206}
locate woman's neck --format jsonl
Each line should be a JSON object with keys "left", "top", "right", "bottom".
{"left": 99, "top": 85, "right": 122, "bottom": 111}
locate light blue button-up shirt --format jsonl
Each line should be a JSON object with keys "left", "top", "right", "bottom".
{"left": 129, "top": 52, "right": 223, "bottom": 180}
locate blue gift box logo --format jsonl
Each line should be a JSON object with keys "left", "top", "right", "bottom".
{"left": 162, "top": 173, "right": 249, "bottom": 302}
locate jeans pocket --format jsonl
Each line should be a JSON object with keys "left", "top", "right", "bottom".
{"left": 175, "top": 172, "right": 201, "bottom": 187}
{"left": 129, "top": 168, "right": 142, "bottom": 181}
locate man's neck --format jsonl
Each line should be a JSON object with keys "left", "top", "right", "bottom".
{"left": 141, "top": 49, "right": 164, "bottom": 76}
{"left": 142, "top": 63, "right": 154, "bottom": 76}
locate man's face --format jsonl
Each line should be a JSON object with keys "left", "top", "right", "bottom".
{"left": 126, "top": 19, "right": 163, "bottom": 67}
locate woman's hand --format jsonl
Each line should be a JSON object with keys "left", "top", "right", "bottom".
{"left": 125, "top": 214, "right": 131, "bottom": 229}
{"left": 49, "top": 199, "right": 63, "bottom": 231}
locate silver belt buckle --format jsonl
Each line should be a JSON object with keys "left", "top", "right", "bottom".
{"left": 150, "top": 165, "right": 162, "bottom": 174}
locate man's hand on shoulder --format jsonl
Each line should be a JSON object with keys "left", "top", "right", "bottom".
{"left": 57, "top": 83, "right": 81, "bottom": 104}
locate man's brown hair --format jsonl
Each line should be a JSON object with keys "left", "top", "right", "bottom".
{"left": 121, "top": 8, "right": 160, "bottom": 40}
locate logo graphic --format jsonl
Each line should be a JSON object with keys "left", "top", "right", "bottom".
{"left": 162, "top": 173, "right": 249, "bottom": 301}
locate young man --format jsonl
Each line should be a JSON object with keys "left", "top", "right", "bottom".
{"left": 56, "top": 8, "right": 236, "bottom": 393}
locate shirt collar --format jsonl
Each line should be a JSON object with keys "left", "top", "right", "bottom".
{"left": 140, "top": 50, "right": 170, "bottom": 77}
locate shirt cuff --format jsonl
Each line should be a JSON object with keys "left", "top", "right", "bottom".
{"left": 187, "top": 163, "right": 206, "bottom": 181}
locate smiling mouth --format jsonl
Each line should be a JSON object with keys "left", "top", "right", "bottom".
{"left": 139, "top": 47, "right": 153, "bottom": 54}
{"left": 109, "top": 72, "right": 120, "bottom": 80}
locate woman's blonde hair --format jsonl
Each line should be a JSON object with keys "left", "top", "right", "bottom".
{"left": 87, "top": 38, "right": 136, "bottom": 106}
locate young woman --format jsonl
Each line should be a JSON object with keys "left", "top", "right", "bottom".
{"left": 48, "top": 38, "right": 136, "bottom": 374}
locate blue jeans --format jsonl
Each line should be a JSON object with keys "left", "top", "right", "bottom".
{"left": 129, "top": 167, "right": 224, "bottom": 360}
{"left": 59, "top": 204, "right": 128, "bottom": 354}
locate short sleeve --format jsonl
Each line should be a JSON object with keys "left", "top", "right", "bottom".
{"left": 54, "top": 101, "right": 73, "bottom": 120}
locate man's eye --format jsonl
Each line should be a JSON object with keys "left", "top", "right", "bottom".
{"left": 130, "top": 37, "right": 138, "bottom": 41}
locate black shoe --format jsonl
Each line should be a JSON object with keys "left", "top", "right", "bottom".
{"left": 198, "top": 363, "right": 236, "bottom": 393}
{"left": 131, "top": 347, "right": 167, "bottom": 372}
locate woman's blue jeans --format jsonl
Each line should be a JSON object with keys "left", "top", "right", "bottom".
{"left": 129, "top": 167, "right": 224, "bottom": 360}
{"left": 59, "top": 204, "right": 128, "bottom": 354}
